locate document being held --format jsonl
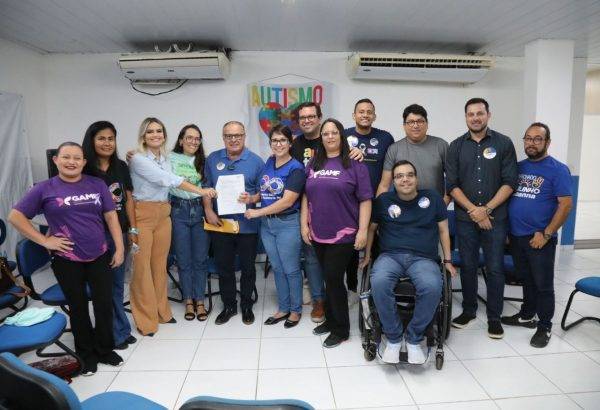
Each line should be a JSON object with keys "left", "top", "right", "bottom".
{"left": 215, "top": 174, "right": 246, "bottom": 215}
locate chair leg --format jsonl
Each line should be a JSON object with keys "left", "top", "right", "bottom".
{"left": 560, "top": 289, "right": 600, "bottom": 330}
{"left": 167, "top": 267, "right": 184, "bottom": 303}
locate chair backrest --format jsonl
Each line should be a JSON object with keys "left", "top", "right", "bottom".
{"left": 180, "top": 396, "right": 314, "bottom": 410}
{"left": 15, "top": 239, "right": 50, "bottom": 278}
{"left": 0, "top": 219, "right": 6, "bottom": 247}
{"left": 0, "top": 352, "right": 81, "bottom": 410}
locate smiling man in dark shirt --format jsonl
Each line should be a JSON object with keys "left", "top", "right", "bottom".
{"left": 446, "top": 97, "right": 518, "bottom": 339}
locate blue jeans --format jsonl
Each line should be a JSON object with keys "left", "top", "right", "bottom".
{"left": 106, "top": 232, "right": 132, "bottom": 346}
{"left": 170, "top": 197, "right": 209, "bottom": 301}
{"left": 260, "top": 213, "right": 303, "bottom": 314}
{"left": 456, "top": 219, "right": 507, "bottom": 321}
{"left": 510, "top": 234, "right": 557, "bottom": 330}
{"left": 370, "top": 252, "right": 442, "bottom": 344}
{"left": 302, "top": 241, "right": 324, "bottom": 301}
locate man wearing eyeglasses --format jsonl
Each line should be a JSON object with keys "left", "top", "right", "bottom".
{"left": 446, "top": 97, "right": 518, "bottom": 339}
{"left": 377, "top": 104, "right": 449, "bottom": 204}
{"left": 204, "top": 121, "right": 265, "bottom": 325}
{"left": 361, "top": 160, "right": 456, "bottom": 364}
{"left": 502, "top": 122, "right": 572, "bottom": 348}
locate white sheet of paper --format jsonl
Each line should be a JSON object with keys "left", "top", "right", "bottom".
{"left": 215, "top": 174, "right": 246, "bottom": 215}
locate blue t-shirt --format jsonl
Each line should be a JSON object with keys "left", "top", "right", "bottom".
{"left": 344, "top": 127, "right": 394, "bottom": 192}
{"left": 373, "top": 189, "right": 447, "bottom": 261}
{"left": 204, "top": 148, "right": 265, "bottom": 234}
{"left": 259, "top": 156, "right": 306, "bottom": 212}
{"left": 508, "top": 156, "right": 572, "bottom": 237}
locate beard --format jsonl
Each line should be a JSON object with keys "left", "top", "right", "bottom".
{"left": 526, "top": 148, "right": 547, "bottom": 160}
{"left": 467, "top": 122, "right": 487, "bottom": 134}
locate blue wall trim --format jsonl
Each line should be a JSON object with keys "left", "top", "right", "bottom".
{"left": 561, "top": 175, "right": 578, "bottom": 245}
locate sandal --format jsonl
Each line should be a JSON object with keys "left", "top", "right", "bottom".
{"left": 196, "top": 303, "right": 208, "bottom": 321}
{"left": 184, "top": 301, "right": 196, "bottom": 321}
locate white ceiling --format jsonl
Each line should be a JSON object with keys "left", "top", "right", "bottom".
{"left": 1, "top": 0, "right": 600, "bottom": 57}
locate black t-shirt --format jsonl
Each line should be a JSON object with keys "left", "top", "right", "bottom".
{"left": 93, "top": 160, "right": 133, "bottom": 233}
{"left": 291, "top": 134, "right": 321, "bottom": 167}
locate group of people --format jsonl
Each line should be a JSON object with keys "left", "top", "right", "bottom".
{"left": 7, "top": 95, "right": 572, "bottom": 374}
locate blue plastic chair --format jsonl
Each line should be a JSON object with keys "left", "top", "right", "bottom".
{"left": 0, "top": 352, "right": 166, "bottom": 410}
{"left": 0, "top": 311, "right": 80, "bottom": 368}
{"left": 0, "top": 219, "right": 28, "bottom": 319}
{"left": 181, "top": 396, "right": 314, "bottom": 410}
{"left": 561, "top": 276, "right": 600, "bottom": 330}
{"left": 16, "top": 238, "right": 90, "bottom": 315}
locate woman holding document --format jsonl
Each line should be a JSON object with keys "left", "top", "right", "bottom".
{"left": 129, "top": 117, "right": 216, "bottom": 336}
{"left": 245, "top": 124, "right": 306, "bottom": 328}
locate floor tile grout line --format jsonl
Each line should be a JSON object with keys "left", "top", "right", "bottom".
{"left": 456, "top": 355, "right": 495, "bottom": 403}
{"left": 255, "top": 267, "right": 267, "bottom": 401}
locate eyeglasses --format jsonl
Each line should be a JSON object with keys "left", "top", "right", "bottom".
{"left": 404, "top": 119, "right": 426, "bottom": 127}
{"left": 223, "top": 134, "right": 245, "bottom": 141}
{"left": 298, "top": 115, "right": 318, "bottom": 122}
{"left": 393, "top": 172, "right": 416, "bottom": 180}
{"left": 184, "top": 136, "right": 201, "bottom": 143}
{"left": 270, "top": 138, "right": 289, "bottom": 146}
{"left": 523, "top": 136, "right": 546, "bottom": 144}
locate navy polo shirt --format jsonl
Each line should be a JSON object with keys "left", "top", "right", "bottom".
{"left": 205, "top": 147, "right": 265, "bottom": 234}
{"left": 373, "top": 189, "right": 447, "bottom": 261}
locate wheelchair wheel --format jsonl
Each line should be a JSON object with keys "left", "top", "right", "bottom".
{"left": 444, "top": 270, "right": 453, "bottom": 340}
{"left": 364, "top": 343, "right": 377, "bottom": 361}
{"left": 358, "top": 300, "right": 365, "bottom": 336}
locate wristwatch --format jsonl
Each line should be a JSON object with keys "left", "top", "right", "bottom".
{"left": 443, "top": 259, "right": 452, "bottom": 264}
{"left": 542, "top": 232, "right": 552, "bottom": 241}
{"left": 128, "top": 227, "right": 139, "bottom": 235}
{"left": 485, "top": 206, "right": 493, "bottom": 215}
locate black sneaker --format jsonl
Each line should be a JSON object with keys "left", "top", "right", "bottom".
{"left": 98, "top": 351, "right": 124, "bottom": 367}
{"left": 80, "top": 359, "right": 97, "bottom": 376}
{"left": 322, "top": 333, "right": 347, "bottom": 348}
{"left": 125, "top": 335, "right": 138, "bottom": 344}
{"left": 530, "top": 328, "right": 552, "bottom": 348}
{"left": 501, "top": 313, "right": 537, "bottom": 328}
{"left": 312, "top": 322, "right": 330, "bottom": 336}
{"left": 114, "top": 341, "right": 129, "bottom": 350}
{"left": 488, "top": 321, "right": 504, "bottom": 339}
{"left": 451, "top": 313, "right": 477, "bottom": 329}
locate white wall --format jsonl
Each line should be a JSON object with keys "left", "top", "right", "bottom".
{"left": 0, "top": 38, "right": 48, "bottom": 180}
{"left": 580, "top": 114, "right": 600, "bottom": 201}
{"left": 41, "top": 51, "right": 525, "bottom": 178}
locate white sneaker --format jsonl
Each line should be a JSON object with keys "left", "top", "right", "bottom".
{"left": 378, "top": 340, "right": 401, "bottom": 364}
{"left": 347, "top": 290, "right": 359, "bottom": 307}
{"left": 406, "top": 342, "right": 426, "bottom": 364}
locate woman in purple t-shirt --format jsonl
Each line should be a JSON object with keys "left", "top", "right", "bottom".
{"left": 301, "top": 118, "right": 372, "bottom": 348}
{"left": 9, "top": 142, "right": 125, "bottom": 376}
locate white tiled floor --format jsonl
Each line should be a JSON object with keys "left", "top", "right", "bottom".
{"left": 4, "top": 247, "right": 600, "bottom": 409}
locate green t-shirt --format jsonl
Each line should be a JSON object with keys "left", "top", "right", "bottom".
{"left": 169, "top": 151, "right": 202, "bottom": 199}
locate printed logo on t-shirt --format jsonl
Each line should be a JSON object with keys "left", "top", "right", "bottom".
{"left": 388, "top": 204, "right": 401, "bottom": 218}
{"left": 359, "top": 143, "right": 366, "bottom": 153}
{"left": 366, "top": 148, "right": 378, "bottom": 155}
{"left": 261, "top": 175, "right": 285, "bottom": 196}
{"left": 108, "top": 182, "right": 124, "bottom": 211}
{"left": 347, "top": 136, "right": 359, "bottom": 148}
{"left": 311, "top": 169, "right": 341, "bottom": 179}
{"left": 513, "top": 174, "right": 545, "bottom": 199}
{"left": 302, "top": 148, "right": 314, "bottom": 166}
{"left": 418, "top": 197, "right": 430, "bottom": 209}
{"left": 370, "top": 138, "right": 379, "bottom": 147}
{"left": 483, "top": 147, "right": 497, "bottom": 159}
{"left": 56, "top": 193, "right": 101, "bottom": 207}
{"left": 216, "top": 162, "right": 225, "bottom": 171}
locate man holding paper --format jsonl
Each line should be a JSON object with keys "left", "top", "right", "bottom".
{"left": 204, "top": 121, "right": 265, "bottom": 325}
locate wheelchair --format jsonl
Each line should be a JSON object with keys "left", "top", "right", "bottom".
{"left": 358, "top": 258, "right": 452, "bottom": 370}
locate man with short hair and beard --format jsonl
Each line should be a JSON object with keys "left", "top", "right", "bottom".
{"left": 502, "top": 122, "right": 572, "bottom": 348}
{"left": 447, "top": 97, "right": 518, "bottom": 339}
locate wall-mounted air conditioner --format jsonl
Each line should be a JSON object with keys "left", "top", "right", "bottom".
{"left": 347, "top": 52, "right": 494, "bottom": 84}
{"left": 118, "top": 51, "right": 230, "bottom": 81}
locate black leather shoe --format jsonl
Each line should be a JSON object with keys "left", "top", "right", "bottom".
{"left": 125, "top": 335, "right": 137, "bottom": 344}
{"left": 114, "top": 342, "right": 129, "bottom": 350}
{"left": 166, "top": 317, "right": 177, "bottom": 324}
{"left": 215, "top": 307, "right": 237, "bottom": 325}
{"left": 242, "top": 308, "right": 255, "bottom": 325}
{"left": 284, "top": 318, "right": 300, "bottom": 328}
{"left": 264, "top": 313, "right": 290, "bottom": 325}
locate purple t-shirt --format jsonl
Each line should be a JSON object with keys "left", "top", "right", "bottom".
{"left": 305, "top": 157, "right": 373, "bottom": 244}
{"left": 13, "top": 175, "right": 116, "bottom": 262}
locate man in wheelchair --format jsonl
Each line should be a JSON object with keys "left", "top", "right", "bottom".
{"left": 361, "top": 160, "right": 456, "bottom": 364}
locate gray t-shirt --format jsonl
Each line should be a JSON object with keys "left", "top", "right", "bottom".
{"left": 383, "top": 135, "right": 448, "bottom": 196}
